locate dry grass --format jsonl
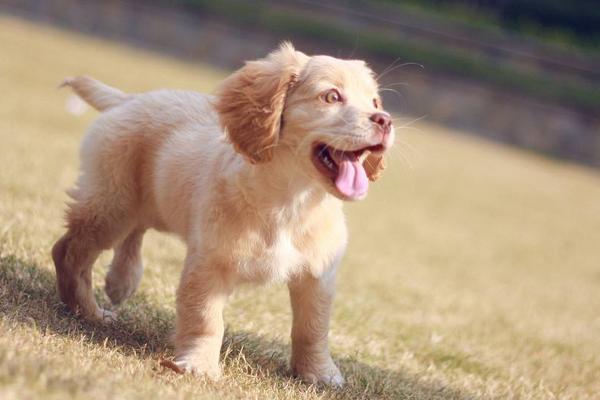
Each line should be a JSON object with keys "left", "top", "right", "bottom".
{"left": 1, "top": 15, "right": 600, "bottom": 400}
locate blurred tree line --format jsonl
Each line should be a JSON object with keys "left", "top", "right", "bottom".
{"left": 164, "top": 0, "right": 599, "bottom": 113}
{"left": 396, "top": 0, "right": 600, "bottom": 45}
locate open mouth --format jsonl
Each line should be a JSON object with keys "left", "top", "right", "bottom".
{"left": 311, "top": 142, "right": 385, "bottom": 200}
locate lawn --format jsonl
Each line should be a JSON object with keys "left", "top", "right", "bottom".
{"left": 1, "top": 15, "right": 599, "bottom": 400}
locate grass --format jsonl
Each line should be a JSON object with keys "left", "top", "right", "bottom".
{"left": 1, "top": 15, "right": 600, "bottom": 400}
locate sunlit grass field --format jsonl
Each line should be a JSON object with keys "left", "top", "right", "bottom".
{"left": 1, "top": 15, "right": 599, "bottom": 400}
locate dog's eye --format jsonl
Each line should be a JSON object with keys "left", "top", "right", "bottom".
{"left": 323, "top": 89, "right": 342, "bottom": 104}
{"left": 373, "top": 98, "right": 381, "bottom": 109}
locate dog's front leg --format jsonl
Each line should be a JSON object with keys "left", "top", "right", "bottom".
{"left": 288, "top": 270, "right": 344, "bottom": 387}
{"left": 174, "top": 258, "right": 231, "bottom": 380}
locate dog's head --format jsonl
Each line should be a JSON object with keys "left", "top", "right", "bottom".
{"left": 216, "top": 43, "right": 394, "bottom": 201}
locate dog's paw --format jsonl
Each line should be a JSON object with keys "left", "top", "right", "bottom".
{"left": 294, "top": 362, "right": 345, "bottom": 387}
{"left": 86, "top": 307, "right": 117, "bottom": 323}
{"left": 105, "top": 267, "right": 140, "bottom": 305}
{"left": 171, "top": 356, "right": 222, "bottom": 381}
{"left": 297, "top": 370, "right": 345, "bottom": 387}
{"left": 105, "top": 275, "right": 133, "bottom": 305}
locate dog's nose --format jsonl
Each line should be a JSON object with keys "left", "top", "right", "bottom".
{"left": 370, "top": 112, "right": 392, "bottom": 131}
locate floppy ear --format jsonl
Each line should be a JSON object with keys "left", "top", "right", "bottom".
{"left": 215, "top": 43, "right": 308, "bottom": 164}
{"left": 364, "top": 154, "right": 386, "bottom": 181}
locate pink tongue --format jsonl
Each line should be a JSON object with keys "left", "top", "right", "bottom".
{"left": 335, "top": 155, "right": 369, "bottom": 199}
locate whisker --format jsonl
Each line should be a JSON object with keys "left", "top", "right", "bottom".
{"left": 394, "top": 126, "right": 425, "bottom": 137}
{"left": 379, "top": 88, "right": 404, "bottom": 95}
{"left": 348, "top": 36, "right": 359, "bottom": 59}
{"left": 332, "top": 113, "right": 354, "bottom": 126}
{"left": 379, "top": 88, "right": 406, "bottom": 104}
{"left": 376, "top": 57, "right": 405, "bottom": 80}
{"left": 381, "top": 139, "right": 414, "bottom": 170}
{"left": 377, "top": 62, "right": 424, "bottom": 82}
{"left": 382, "top": 82, "right": 413, "bottom": 89}
{"left": 393, "top": 114, "right": 427, "bottom": 129}
{"left": 398, "top": 141, "right": 422, "bottom": 162}
{"left": 397, "top": 149, "right": 414, "bottom": 170}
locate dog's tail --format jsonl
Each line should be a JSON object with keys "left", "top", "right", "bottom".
{"left": 60, "top": 76, "right": 130, "bottom": 112}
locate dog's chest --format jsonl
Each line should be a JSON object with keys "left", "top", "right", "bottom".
{"left": 233, "top": 228, "right": 305, "bottom": 283}
{"left": 205, "top": 193, "right": 347, "bottom": 283}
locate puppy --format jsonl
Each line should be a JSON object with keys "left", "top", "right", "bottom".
{"left": 52, "top": 43, "right": 394, "bottom": 386}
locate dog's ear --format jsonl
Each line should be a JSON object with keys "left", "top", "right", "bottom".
{"left": 215, "top": 42, "right": 308, "bottom": 164}
{"left": 364, "top": 154, "right": 386, "bottom": 181}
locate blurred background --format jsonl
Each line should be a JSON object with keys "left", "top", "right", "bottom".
{"left": 3, "top": 0, "right": 599, "bottom": 165}
{"left": 1, "top": 1, "right": 599, "bottom": 399}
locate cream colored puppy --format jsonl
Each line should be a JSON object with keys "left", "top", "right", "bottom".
{"left": 52, "top": 43, "right": 394, "bottom": 386}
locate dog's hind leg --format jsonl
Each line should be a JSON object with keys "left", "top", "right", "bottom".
{"left": 105, "top": 228, "right": 145, "bottom": 305}
{"left": 52, "top": 194, "right": 135, "bottom": 321}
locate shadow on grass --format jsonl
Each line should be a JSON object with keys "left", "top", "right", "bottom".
{"left": 0, "top": 254, "right": 477, "bottom": 399}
